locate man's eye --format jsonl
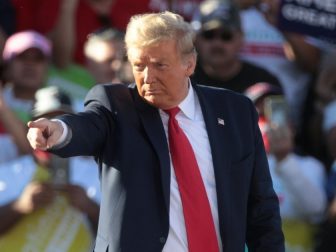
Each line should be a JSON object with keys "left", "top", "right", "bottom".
{"left": 134, "top": 64, "right": 145, "bottom": 71}
{"left": 156, "top": 63, "right": 167, "bottom": 69}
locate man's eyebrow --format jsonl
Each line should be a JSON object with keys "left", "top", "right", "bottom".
{"left": 149, "top": 57, "right": 167, "bottom": 63}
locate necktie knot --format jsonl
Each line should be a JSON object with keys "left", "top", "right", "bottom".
{"left": 164, "top": 107, "right": 180, "bottom": 118}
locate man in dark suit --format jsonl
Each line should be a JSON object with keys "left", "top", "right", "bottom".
{"left": 27, "top": 11, "right": 284, "bottom": 252}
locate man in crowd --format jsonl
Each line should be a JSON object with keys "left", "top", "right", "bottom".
{"left": 191, "top": 0, "right": 281, "bottom": 93}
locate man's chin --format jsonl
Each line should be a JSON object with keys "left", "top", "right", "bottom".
{"left": 143, "top": 95, "right": 169, "bottom": 109}
{"left": 143, "top": 95, "right": 159, "bottom": 106}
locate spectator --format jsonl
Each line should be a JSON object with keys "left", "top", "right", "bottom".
{"left": 191, "top": 0, "right": 282, "bottom": 93}
{"left": 84, "top": 28, "right": 132, "bottom": 83}
{"left": 299, "top": 51, "right": 336, "bottom": 167}
{"left": 242, "top": 82, "right": 283, "bottom": 152}
{"left": 0, "top": 30, "right": 50, "bottom": 163}
{"left": 0, "top": 86, "right": 101, "bottom": 251}
{"left": 314, "top": 100, "right": 336, "bottom": 252}
{"left": 46, "top": 28, "right": 129, "bottom": 113}
{"left": 13, "top": 1, "right": 136, "bottom": 112}
{"left": 2, "top": 30, "right": 51, "bottom": 122}
{"left": 237, "top": 0, "right": 322, "bottom": 129}
{"left": 245, "top": 82, "right": 327, "bottom": 252}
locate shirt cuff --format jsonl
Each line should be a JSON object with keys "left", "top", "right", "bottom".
{"left": 50, "top": 119, "right": 70, "bottom": 148}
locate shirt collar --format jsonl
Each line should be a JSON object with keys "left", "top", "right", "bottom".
{"left": 178, "top": 79, "right": 196, "bottom": 120}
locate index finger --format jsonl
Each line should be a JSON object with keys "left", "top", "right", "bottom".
{"left": 27, "top": 118, "right": 52, "bottom": 131}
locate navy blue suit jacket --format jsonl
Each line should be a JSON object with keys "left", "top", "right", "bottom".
{"left": 55, "top": 83, "right": 284, "bottom": 252}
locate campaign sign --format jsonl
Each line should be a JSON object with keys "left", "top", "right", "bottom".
{"left": 278, "top": 0, "right": 336, "bottom": 44}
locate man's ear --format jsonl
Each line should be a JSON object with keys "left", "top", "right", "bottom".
{"left": 185, "top": 54, "right": 196, "bottom": 77}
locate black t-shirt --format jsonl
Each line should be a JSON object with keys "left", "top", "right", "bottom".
{"left": 191, "top": 61, "right": 282, "bottom": 93}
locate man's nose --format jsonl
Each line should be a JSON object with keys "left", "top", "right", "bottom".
{"left": 143, "top": 67, "right": 155, "bottom": 84}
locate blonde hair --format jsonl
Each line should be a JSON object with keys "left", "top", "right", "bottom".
{"left": 125, "top": 11, "right": 196, "bottom": 58}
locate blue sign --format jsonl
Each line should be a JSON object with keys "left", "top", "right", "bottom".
{"left": 278, "top": 0, "right": 336, "bottom": 44}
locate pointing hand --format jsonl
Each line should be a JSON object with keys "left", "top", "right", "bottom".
{"left": 27, "top": 118, "right": 64, "bottom": 150}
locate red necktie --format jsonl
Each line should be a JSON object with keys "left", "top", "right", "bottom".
{"left": 165, "top": 107, "right": 219, "bottom": 252}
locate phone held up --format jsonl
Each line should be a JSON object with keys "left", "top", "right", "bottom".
{"left": 264, "top": 95, "right": 288, "bottom": 127}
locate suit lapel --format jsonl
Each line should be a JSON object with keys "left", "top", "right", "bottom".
{"left": 194, "top": 86, "right": 232, "bottom": 173}
{"left": 194, "top": 85, "right": 233, "bottom": 239}
{"left": 131, "top": 88, "right": 171, "bottom": 211}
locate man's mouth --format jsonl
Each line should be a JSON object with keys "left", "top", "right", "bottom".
{"left": 146, "top": 89, "right": 160, "bottom": 95}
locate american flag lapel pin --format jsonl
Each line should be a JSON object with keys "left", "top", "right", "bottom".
{"left": 217, "top": 118, "right": 225, "bottom": 126}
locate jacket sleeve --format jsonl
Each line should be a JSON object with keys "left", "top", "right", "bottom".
{"left": 51, "top": 84, "right": 116, "bottom": 157}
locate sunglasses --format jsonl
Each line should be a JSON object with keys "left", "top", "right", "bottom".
{"left": 201, "top": 29, "right": 235, "bottom": 42}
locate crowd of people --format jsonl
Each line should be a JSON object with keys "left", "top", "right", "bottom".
{"left": 0, "top": 0, "right": 335, "bottom": 251}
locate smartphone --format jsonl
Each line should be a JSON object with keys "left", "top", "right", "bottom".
{"left": 264, "top": 95, "right": 288, "bottom": 127}
{"left": 49, "top": 155, "right": 70, "bottom": 186}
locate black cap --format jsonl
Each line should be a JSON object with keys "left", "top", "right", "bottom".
{"left": 191, "top": 0, "right": 241, "bottom": 32}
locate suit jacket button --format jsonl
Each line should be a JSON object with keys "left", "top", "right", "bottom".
{"left": 159, "top": 237, "right": 166, "bottom": 243}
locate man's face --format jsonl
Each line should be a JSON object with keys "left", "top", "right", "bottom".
{"left": 128, "top": 40, "right": 196, "bottom": 109}
{"left": 8, "top": 48, "right": 48, "bottom": 90}
{"left": 86, "top": 39, "right": 125, "bottom": 83}
{"left": 196, "top": 27, "right": 243, "bottom": 67}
